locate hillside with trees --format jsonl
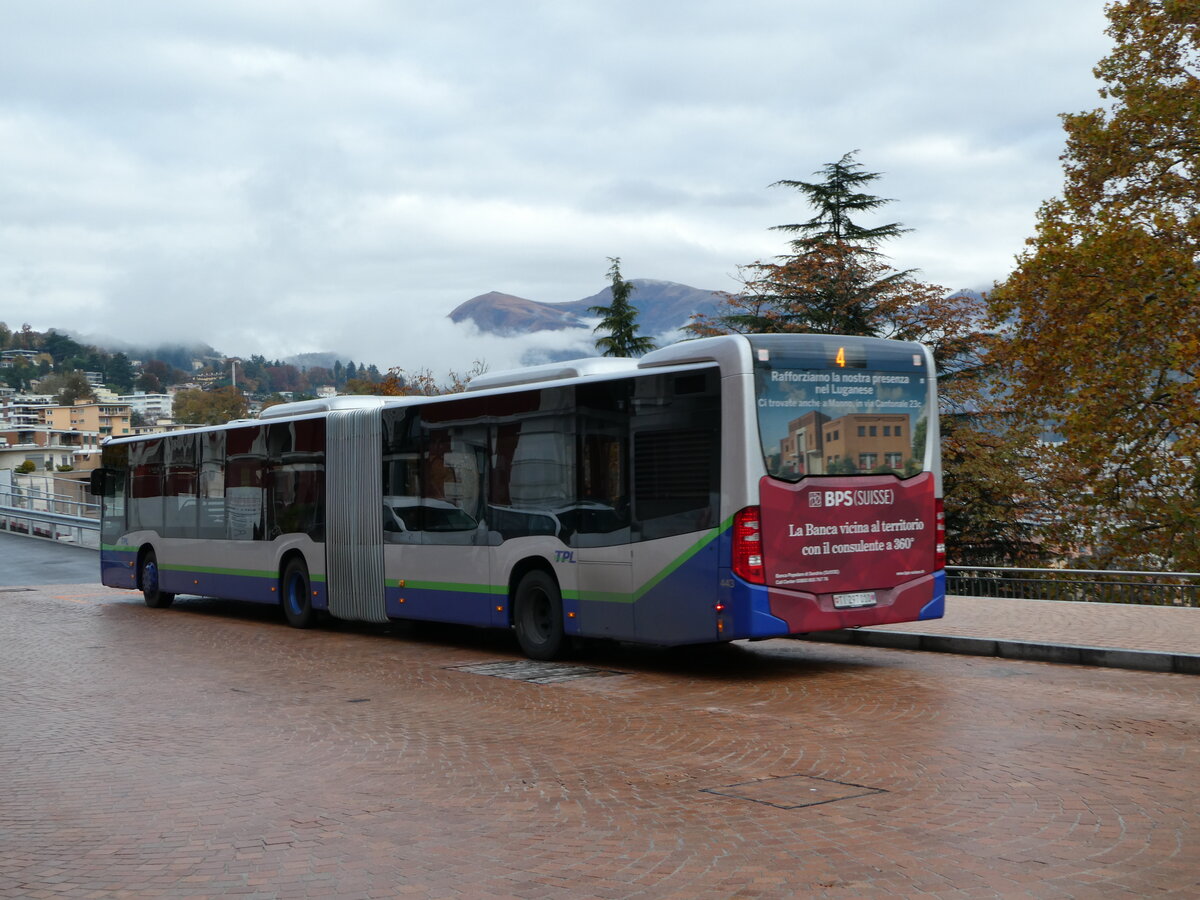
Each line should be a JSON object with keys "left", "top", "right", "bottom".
{"left": 0, "top": 323, "right": 384, "bottom": 402}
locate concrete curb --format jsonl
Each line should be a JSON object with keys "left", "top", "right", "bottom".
{"left": 801, "top": 629, "right": 1200, "bottom": 675}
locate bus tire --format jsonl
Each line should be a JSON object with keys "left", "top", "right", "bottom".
{"left": 281, "top": 557, "right": 316, "bottom": 629}
{"left": 141, "top": 550, "right": 175, "bottom": 609}
{"left": 513, "top": 569, "right": 567, "bottom": 660}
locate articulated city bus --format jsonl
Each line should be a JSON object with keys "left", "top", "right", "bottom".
{"left": 93, "top": 334, "right": 945, "bottom": 658}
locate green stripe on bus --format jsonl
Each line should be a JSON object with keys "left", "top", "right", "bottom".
{"left": 387, "top": 579, "right": 506, "bottom": 596}
{"left": 133, "top": 517, "right": 732, "bottom": 604}
{"left": 632, "top": 520, "right": 729, "bottom": 601}
{"left": 577, "top": 518, "right": 733, "bottom": 606}
{"left": 162, "top": 563, "right": 274, "bottom": 579}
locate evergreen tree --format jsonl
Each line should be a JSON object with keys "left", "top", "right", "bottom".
{"left": 105, "top": 353, "right": 136, "bottom": 394}
{"left": 689, "top": 156, "right": 1035, "bottom": 564}
{"left": 589, "top": 258, "right": 656, "bottom": 358}
{"left": 770, "top": 151, "right": 910, "bottom": 254}
{"left": 690, "top": 152, "right": 920, "bottom": 337}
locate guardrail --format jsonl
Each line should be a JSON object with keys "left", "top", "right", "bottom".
{"left": 947, "top": 565, "right": 1200, "bottom": 608}
{"left": 0, "top": 478, "right": 100, "bottom": 549}
{"left": 0, "top": 503, "right": 100, "bottom": 548}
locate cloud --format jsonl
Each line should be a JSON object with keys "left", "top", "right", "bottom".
{"left": 0, "top": 0, "right": 1113, "bottom": 370}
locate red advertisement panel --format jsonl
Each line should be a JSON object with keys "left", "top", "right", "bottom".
{"left": 758, "top": 471, "right": 935, "bottom": 595}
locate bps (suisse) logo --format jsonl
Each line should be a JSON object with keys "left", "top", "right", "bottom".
{"left": 808, "top": 492, "right": 823, "bottom": 508}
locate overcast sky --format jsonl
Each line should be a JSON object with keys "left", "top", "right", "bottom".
{"left": 2, "top": 1, "right": 1113, "bottom": 373}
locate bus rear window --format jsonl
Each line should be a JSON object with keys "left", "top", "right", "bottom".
{"left": 749, "top": 335, "right": 932, "bottom": 481}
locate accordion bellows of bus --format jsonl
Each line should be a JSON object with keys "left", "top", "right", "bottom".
{"left": 93, "top": 333, "right": 945, "bottom": 659}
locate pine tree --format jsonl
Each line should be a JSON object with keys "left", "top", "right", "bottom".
{"left": 690, "top": 152, "right": 921, "bottom": 337}
{"left": 589, "top": 258, "right": 657, "bottom": 358}
{"left": 770, "top": 151, "right": 910, "bottom": 254}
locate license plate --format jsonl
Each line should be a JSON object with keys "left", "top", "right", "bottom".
{"left": 833, "top": 591, "right": 877, "bottom": 609}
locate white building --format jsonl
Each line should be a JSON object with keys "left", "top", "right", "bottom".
{"left": 0, "top": 395, "right": 56, "bottom": 428}
{"left": 117, "top": 391, "right": 174, "bottom": 422}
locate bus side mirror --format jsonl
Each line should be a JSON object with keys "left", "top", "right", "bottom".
{"left": 89, "top": 468, "right": 109, "bottom": 497}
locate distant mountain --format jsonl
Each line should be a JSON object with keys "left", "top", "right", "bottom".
{"left": 448, "top": 280, "right": 727, "bottom": 337}
{"left": 449, "top": 291, "right": 586, "bottom": 334}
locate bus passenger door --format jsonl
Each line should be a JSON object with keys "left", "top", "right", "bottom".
{"left": 574, "top": 542, "right": 636, "bottom": 640}
{"left": 573, "top": 399, "right": 637, "bottom": 641}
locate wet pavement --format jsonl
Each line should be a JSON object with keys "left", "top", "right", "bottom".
{"left": 1, "top": 579, "right": 1198, "bottom": 898}
{"left": 0, "top": 531, "right": 97, "bottom": 585}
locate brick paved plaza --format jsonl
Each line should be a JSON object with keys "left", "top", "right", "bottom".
{"left": 2, "top": 584, "right": 1198, "bottom": 899}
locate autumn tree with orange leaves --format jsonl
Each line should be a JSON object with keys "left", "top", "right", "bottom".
{"left": 989, "top": 0, "right": 1200, "bottom": 568}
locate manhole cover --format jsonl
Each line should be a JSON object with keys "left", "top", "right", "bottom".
{"left": 450, "top": 660, "right": 624, "bottom": 684}
{"left": 702, "top": 774, "right": 886, "bottom": 809}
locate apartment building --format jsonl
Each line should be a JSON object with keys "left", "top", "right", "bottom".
{"left": 39, "top": 401, "right": 132, "bottom": 438}
{"left": 116, "top": 391, "right": 174, "bottom": 422}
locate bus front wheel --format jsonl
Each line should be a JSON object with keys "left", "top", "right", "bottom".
{"left": 513, "top": 569, "right": 567, "bottom": 660}
{"left": 141, "top": 550, "right": 175, "bottom": 609}
{"left": 281, "top": 557, "right": 316, "bottom": 629}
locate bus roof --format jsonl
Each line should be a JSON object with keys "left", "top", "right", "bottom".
{"left": 105, "top": 334, "right": 929, "bottom": 445}
{"left": 466, "top": 334, "right": 755, "bottom": 392}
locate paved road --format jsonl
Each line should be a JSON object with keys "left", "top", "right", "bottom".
{"left": 2, "top": 583, "right": 1197, "bottom": 898}
{"left": 0, "top": 531, "right": 98, "bottom": 585}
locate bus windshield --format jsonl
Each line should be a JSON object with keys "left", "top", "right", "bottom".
{"left": 749, "top": 335, "right": 931, "bottom": 481}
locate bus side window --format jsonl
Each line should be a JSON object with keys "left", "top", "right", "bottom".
{"left": 98, "top": 443, "right": 129, "bottom": 545}
{"left": 128, "top": 439, "right": 164, "bottom": 534}
{"left": 631, "top": 371, "right": 720, "bottom": 541}
{"left": 573, "top": 379, "right": 632, "bottom": 547}
{"left": 163, "top": 434, "right": 198, "bottom": 539}
{"left": 198, "top": 430, "right": 227, "bottom": 539}
{"left": 490, "top": 420, "right": 574, "bottom": 540}
{"left": 382, "top": 408, "right": 423, "bottom": 544}
{"left": 225, "top": 426, "right": 267, "bottom": 541}
{"left": 420, "top": 422, "right": 487, "bottom": 542}
{"left": 268, "top": 419, "right": 325, "bottom": 540}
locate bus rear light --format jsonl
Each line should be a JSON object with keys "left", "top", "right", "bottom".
{"left": 732, "top": 506, "right": 765, "bottom": 585}
{"left": 935, "top": 498, "right": 946, "bottom": 570}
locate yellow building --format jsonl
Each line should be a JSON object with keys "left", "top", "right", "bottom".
{"left": 39, "top": 402, "right": 133, "bottom": 439}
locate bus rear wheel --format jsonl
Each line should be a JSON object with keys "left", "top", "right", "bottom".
{"left": 513, "top": 569, "right": 567, "bottom": 660}
{"left": 281, "top": 557, "right": 316, "bottom": 629}
{"left": 140, "top": 550, "right": 175, "bottom": 609}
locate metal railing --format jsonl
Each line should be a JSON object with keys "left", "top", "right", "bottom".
{"left": 0, "top": 477, "right": 100, "bottom": 548}
{"left": 947, "top": 566, "right": 1200, "bottom": 608}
